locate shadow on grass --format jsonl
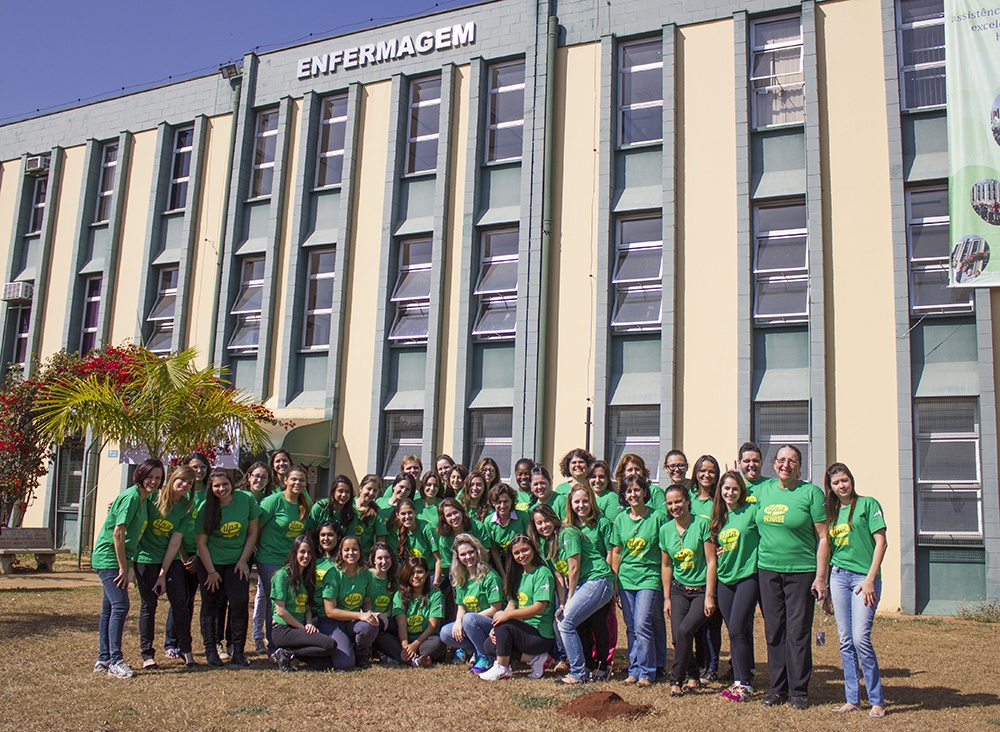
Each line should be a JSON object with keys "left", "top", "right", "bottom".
{"left": 0, "top": 610, "right": 96, "bottom": 639}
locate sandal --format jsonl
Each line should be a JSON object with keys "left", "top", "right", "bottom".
{"left": 869, "top": 706, "right": 886, "bottom": 718}
{"left": 834, "top": 703, "right": 859, "bottom": 713}
{"left": 142, "top": 659, "right": 158, "bottom": 670}
{"left": 685, "top": 680, "right": 700, "bottom": 692}
{"left": 670, "top": 685, "right": 684, "bottom": 697}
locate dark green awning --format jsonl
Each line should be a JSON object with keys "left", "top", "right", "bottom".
{"left": 281, "top": 420, "right": 332, "bottom": 468}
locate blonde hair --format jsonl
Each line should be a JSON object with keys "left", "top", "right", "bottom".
{"left": 156, "top": 466, "right": 196, "bottom": 518}
{"left": 449, "top": 533, "right": 491, "bottom": 589}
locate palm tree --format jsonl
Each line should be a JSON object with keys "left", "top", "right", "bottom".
{"left": 35, "top": 345, "right": 275, "bottom": 462}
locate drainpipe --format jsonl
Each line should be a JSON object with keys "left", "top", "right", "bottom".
{"left": 535, "top": 13, "right": 559, "bottom": 460}
{"left": 206, "top": 75, "right": 242, "bottom": 361}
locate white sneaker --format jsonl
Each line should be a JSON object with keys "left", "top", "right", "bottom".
{"left": 528, "top": 653, "right": 548, "bottom": 679}
{"left": 107, "top": 660, "right": 135, "bottom": 679}
{"left": 93, "top": 660, "right": 109, "bottom": 673}
{"left": 478, "top": 662, "right": 512, "bottom": 681}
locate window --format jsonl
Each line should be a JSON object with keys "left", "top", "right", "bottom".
{"left": 753, "top": 202, "right": 808, "bottom": 325}
{"left": 406, "top": 76, "right": 441, "bottom": 174}
{"left": 228, "top": 257, "right": 264, "bottom": 353}
{"left": 79, "top": 276, "right": 102, "bottom": 355}
{"left": 316, "top": 94, "right": 348, "bottom": 188}
{"left": 612, "top": 215, "right": 662, "bottom": 331}
{"left": 619, "top": 38, "right": 663, "bottom": 146}
{"left": 897, "top": 0, "right": 945, "bottom": 110}
{"left": 750, "top": 16, "right": 805, "bottom": 129}
{"left": 28, "top": 177, "right": 47, "bottom": 234}
{"left": 382, "top": 411, "right": 423, "bottom": 478}
{"left": 147, "top": 267, "right": 178, "bottom": 354}
{"left": 906, "top": 186, "right": 973, "bottom": 313}
{"left": 753, "top": 400, "right": 810, "bottom": 481}
{"left": 389, "top": 238, "right": 432, "bottom": 343}
{"left": 168, "top": 127, "right": 194, "bottom": 211}
{"left": 94, "top": 142, "right": 118, "bottom": 223}
{"left": 469, "top": 408, "right": 513, "bottom": 477}
{"left": 473, "top": 228, "right": 518, "bottom": 339}
{"left": 486, "top": 60, "right": 525, "bottom": 162}
{"left": 251, "top": 109, "right": 279, "bottom": 198}
{"left": 11, "top": 304, "right": 31, "bottom": 365}
{"left": 302, "top": 248, "right": 336, "bottom": 349}
{"left": 914, "top": 397, "right": 982, "bottom": 540}
{"left": 607, "top": 405, "right": 660, "bottom": 482}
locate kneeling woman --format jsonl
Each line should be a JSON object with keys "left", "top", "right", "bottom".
{"left": 659, "top": 484, "right": 717, "bottom": 697}
{"left": 321, "top": 535, "right": 380, "bottom": 669}
{"left": 374, "top": 556, "right": 446, "bottom": 666}
{"left": 270, "top": 535, "right": 339, "bottom": 671}
{"left": 439, "top": 533, "right": 503, "bottom": 672}
{"left": 479, "top": 535, "right": 555, "bottom": 681}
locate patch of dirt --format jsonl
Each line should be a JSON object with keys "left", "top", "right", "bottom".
{"left": 557, "top": 691, "right": 653, "bottom": 722}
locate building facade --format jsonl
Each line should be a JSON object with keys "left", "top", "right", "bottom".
{"left": 1, "top": 0, "right": 996, "bottom": 614}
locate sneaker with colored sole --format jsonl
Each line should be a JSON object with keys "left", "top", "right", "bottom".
{"left": 107, "top": 660, "right": 135, "bottom": 679}
{"left": 470, "top": 656, "right": 492, "bottom": 674}
{"left": 478, "top": 662, "right": 513, "bottom": 681}
{"left": 93, "top": 660, "right": 109, "bottom": 673}
{"left": 528, "top": 653, "right": 548, "bottom": 679}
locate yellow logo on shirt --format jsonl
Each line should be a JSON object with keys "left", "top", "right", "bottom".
{"left": 295, "top": 593, "right": 308, "bottom": 614}
{"left": 407, "top": 614, "right": 425, "bottom": 632}
{"left": 374, "top": 595, "right": 390, "bottom": 611}
{"left": 625, "top": 537, "right": 647, "bottom": 557}
{"left": 220, "top": 521, "right": 242, "bottom": 538}
{"left": 554, "top": 560, "right": 569, "bottom": 576}
{"left": 718, "top": 528, "right": 740, "bottom": 553}
{"left": 286, "top": 520, "right": 305, "bottom": 538}
{"left": 517, "top": 591, "right": 529, "bottom": 607}
{"left": 355, "top": 524, "right": 365, "bottom": 536}
{"left": 152, "top": 518, "right": 174, "bottom": 537}
{"left": 674, "top": 548, "right": 695, "bottom": 571}
{"left": 746, "top": 495, "right": 758, "bottom": 503}
{"left": 763, "top": 504, "right": 788, "bottom": 524}
{"left": 344, "top": 592, "right": 363, "bottom": 610}
{"left": 316, "top": 568, "right": 328, "bottom": 582}
{"left": 411, "top": 548, "right": 423, "bottom": 558}
{"left": 830, "top": 523, "right": 851, "bottom": 547}
{"left": 463, "top": 595, "right": 481, "bottom": 612}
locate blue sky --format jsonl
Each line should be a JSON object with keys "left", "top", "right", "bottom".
{"left": 0, "top": 0, "right": 479, "bottom": 124}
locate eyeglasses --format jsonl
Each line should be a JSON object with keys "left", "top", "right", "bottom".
{"left": 775, "top": 459, "right": 799, "bottom": 467}
{"left": 666, "top": 464, "right": 687, "bottom": 472}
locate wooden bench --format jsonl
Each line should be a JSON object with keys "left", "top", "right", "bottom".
{"left": 0, "top": 528, "right": 68, "bottom": 574}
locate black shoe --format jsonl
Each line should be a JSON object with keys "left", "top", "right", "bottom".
{"left": 763, "top": 693, "right": 788, "bottom": 707}
{"left": 205, "top": 649, "right": 224, "bottom": 667}
{"left": 655, "top": 667, "right": 668, "bottom": 680}
{"left": 231, "top": 652, "right": 250, "bottom": 667}
{"left": 271, "top": 648, "right": 294, "bottom": 672}
{"left": 790, "top": 697, "right": 808, "bottom": 710}
{"left": 253, "top": 639, "right": 267, "bottom": 655}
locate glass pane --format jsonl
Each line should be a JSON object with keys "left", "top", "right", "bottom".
{"left": 95, "top": 195, "right": 112, "bottom": 223}
{"left": 917, "top": 488, "right": 981, "bottom": 535}
{"left": 757, "top": 203, "right": 806, "bottom": 233}
{"left": 173, "top": 149, "right": 192, "bottom": 180}
{"left": 389, "top": 306, "right": 429, "bottom": 340}
{"left": 612, "top": 287, "right": 662, "bottom": 327}
{"left": 904, "top": 66, "right": 946, "bottom": 109}
{"left": 608, "top": 405, "right": 660, "bottom": 482}
{"left": 752, "top": 47, "right": 802, "bottom": 81}
{"left": 621, "top": 40, "right": 661, "bottom": 69}
{"left": 410, "top": 104, "right": 440, "bottom": 138}
{"left": 323, "top": 95, "right": 348, "bottom": 121}
{"left": 483, "top": 229, "right": 519, "bottom": 258}
{"left": 621, "top": 105, "right": 663, "bottom": 145}
{"left": 256, "top": 135, "right": 277, "bottom": 166}
{"left": 911, "top": 268, "right": 974, "bottom": 310}
{"left": 304, "top": 314, "right": 332, "bottom": 348}
{"left": 756, "top": 235, "right": 808, "bottom": 272}
{"left": 754, "top": 87, "right": 804, "bottom": 128}
{"left": 473, "top": 299, "right": 517, "bottom": 335}
{"left": 408, "top": 139, "right": 438, "bottom": 173}
{"left": 320, "top": 119, "right": 346, "bottom": 154}
{"left": 391, "top": 266, "right": 431, "bottom": 302}
{"left": 491, "top": 62, "right": 524, "bottom": 89}
{"left": 620, "top": 216, "right": 662, "bottom": 245}
{"left": 900, "top": 0, "right": 944, "bottom": 24}
{"left": 103, "top": 144, "right": 118, "bottom": 165}
{"left": 491, "top": 88, "right": 524, "bottom": 125}
{"left": 915, "top": 398, "right": 978, "bottom": 436}
{"left": 147, "top": 325, "right": 173, "bottom": 353}
{"left": 307, "top": 278, "right": 335, "bottom": 311}
{"left": 622, "top": 67, "right": 662, "bottom": 106}
{"left": 909, "top": 223, "right": 949, "bottom": 260}
{"left": 401, "top": 239, "right": 433, "bottom": 267}
{"left": 228, "top": 318, "right": 260, "bottom": 349}
{"left": 382, "top": 411, "right": 423, "bottom": 478}
{"left": 310, "top": 249, "right": 336, "bottom": 275}
{"left": 252, "top": 167, "right": 274, "bottom": 197}
{"left": 755, "top": 278, "right": 808, "bottom": 319}
{"left": 470, "top": 409, "right": 514, "bottom": 477}
{"left": 86, "top": 278, "right": 102, "bottom": 299}
{"left": 83, "top": 300, "right": 101, "bottom": 330}
{"left": 148, "top": 293, "right": 176, "bottom": 321}
{"left": 475, "top": 260, "right": 518, "bottom": 294}
{"left": 161, "top": 268, "right": 179, "bottom": 290}
{"left": 614, "top": 246, "right": 662, "bottom": 283}
{"left": 488, "top": 126, "right": 523, "bottom": 162}
{"left": 258, "top": 110, "right": 278, "bottom": 133}
{"left": 169, "top": 180, "right": 188, "bottom": 210}
{"left": 901, "top": 25, "right": 945, "bottom": 66}
{"left": 411, "top": 77, "right": 442, "bottom": 105}
{"left": 244, "top": 258, "right": 265, "bottom": 281}
{"left": 317, "top": 154, "right": 344, "bottom": 187}
{"left": 100, "top": 165, "right": 116, "bottom": 193}
{"left": 231, "top": 283, "right": 263, "bottom": 313}
{"left": 917, "top": 440, "right": 979, "bottom": 482}
{"left": 754, "top": 17, "right": 801, "bottom": 48}
{"left": 909, "top": 188, "right": 948, "bottom": 220}
{"left": 175, "top": 128, "right": 194, "bottom": 149}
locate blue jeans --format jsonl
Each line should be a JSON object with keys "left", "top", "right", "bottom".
{"left": 619, "top": 587, "right": 664, "bottom": 681}
{"left": 96, "top": 568, "right": 130, "bottom": 664}
{"left": 557, "top": 577, "right": 614, "bottom": 679}
{"left": 830, "top": 566, "right": 883, "bottom": 706}
{"left": 254, "top": 562, "right": 282, "bottom": 646}
{"left": 441, "top": 613, "right": 496, "bottom": 659}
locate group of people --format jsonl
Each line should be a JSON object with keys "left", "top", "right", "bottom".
{"left": 92, "top": 442, "right": 886, "bottom": 716}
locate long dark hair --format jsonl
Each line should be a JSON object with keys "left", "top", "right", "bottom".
{"left": 824, "top": 462, "right": 858, "bottom": 527}
{"left": 286, "top": 534, "right": 318, "bottom": 610}
{"left": 237, "top": 460, "right": 274, "bottom": 496}
{"left": 201, "top": 467, "right": 235, "bottom": 537}
{"left": 709, "top": 471, "right": 748, "bottom": 543}
{"left": 388, "top": 498, "right": 418, "bottom": 563}
{"left": 369, "top": 541, "right": 398, "bottom": 594}
{"left": 325, "top": 474, "right": 357, "bottom": 534}
{"left": 335, "top": 535, "right": 367, "bottom": 572}
{"left": 399, "top": 556, "right": 431, "bottom": 606}
{"left": 133, "top": 458, "right": 165, "bottom": 492}
{"left": 527, "top": 504, "right": 562, "bottom": 564}
{"left": 618, "top": 473, "right": 650, "bottom": 508}
{"left": 503, "top": 534, "right": 540, "bottom": 602}
{"left": 691, "top": 454, "right": 720, "bottom": 499}
{"left": 436, "top": 497, "right": 472, "bottom": 537}
{"left": 184, "top": 452, "right": 210, "bottom": 489}
{"left": 313, "top": 520, "right": 341, "bottom": 559}
{"left": 460, "top": 471, "right": 490, "bottom": 520}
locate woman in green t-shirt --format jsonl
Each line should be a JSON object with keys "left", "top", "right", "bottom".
{"left": 555, "top": 448, "right": 596, "bottom": 502}
{"left": 709, "top": 471, "right": 759, "bottom": 703}
{"left": 436, "top": 498, "right": 491, "bottom": 622}
{"left": 485, "top": 483, "right": 527, "bottom": 579}
{"left": 195, "top": 468, "right": 260, "bottom": 667}
{"left": 478, "top": 534, "right": 554, "bottom": 680}
{"left": 473, "top": 456, "right": 501, "bottom": 495}
{"left": 824, "top": 463, "right": 887, "bottom": 718}
{"left": 242, "top": 460, "right": 279, "bottom": 655}
{"left": 527, "top": 466, "right": 564, "bottom": 513}
{"left": 513, "top": 458, "right": 534, "bottom": 511}
{"left": 689, "top": 454, "right": 722, "bottom": 683}
{"left": 588, "top": 460, "right": 621, "bottom": 521}
{"left": 376, "top": 473, "right": 416, "bottom": 523}
{"left": 659, "top": 484, "right": 717, "bottom": 697}
{"left": 415, "top": 470, "right": 444, "bottom": 528}
{"left": 385, "top": 498, "right": 441, "bottom": 580}
{"left": 439, "top": 534, "right": 504, "bottom": 671}
{"left": 447, "top": 464, "right": 469, "bottom": 501}
{"left": 460, "top": 471, "right": 491, "bottom": 522}
{"left": 308, "top": 475, "right": 357, "bottom": 537}
{"left": 269, "top": 535, "right": 338, "bottom": 671}
{"left": 135, "top": 466, "right": 195, "bottom": 669}
{"left": 320, "top": 535, "right": 380, "bottom": 669}
{"left": 353, "top": 474, "right": 387, "bottom": 557}
{"left": 368, "top": 542, "right": 398, "bottom": 630}
{"left": 269, "top": 448, "right": 292, "bottom": 489}
{"left": 373, "top": 556, "right": 446, "bottom": 666}
{"left": 92, "top": 458, "right": 163, "bottom": 679}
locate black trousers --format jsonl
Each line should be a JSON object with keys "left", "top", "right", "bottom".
{"left": 164, "top": 563, "right": 199, "bottom": 650}
{"left": 373, "top": 630, "right": 446, "bottom": 663}
{"left": 717, "top": 574, "right": 759, "bottom": 686}
{"left": 271, "top": 622, "right": 339, "bottom": 667}
{"left": 758, "top": 569, "right": 814, "bottom": 698}
{"left": 669, "top": 582, "right": 708, "bottom": 684}
{"left": 134, "top": 560, "right": 194, "bottom": 658}
{"left": 484, "top": 618, "right": 551, "bottom": 659}
{"left": 196, "top": 563, "right": 249, "bottom": 654}
{"left": 578, "top": 600, "right": 612, "bottom": 670}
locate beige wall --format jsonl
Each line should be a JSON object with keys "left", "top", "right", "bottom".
{"left": 675, "top": 19, "right": 739, "bottom": 459}
{"left": 437, "top": 65, "right": 469, "bottom": 458}
{"left": 334, "top": 80, "right": 392, "bottom": 483}
{"left": 0, "top": 160, "right": 21, "bottom": 277}
{"left": 818, "top": 0, "right": 901, "bottom": 610}
{"left": 547, "top": 43, "right": 601, "bottom": 467}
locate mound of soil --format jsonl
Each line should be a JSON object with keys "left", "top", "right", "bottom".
{"left": 556, "top": 690, "right": 653, "bottom": 723}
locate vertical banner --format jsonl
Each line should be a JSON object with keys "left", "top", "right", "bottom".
{"left": 945, "top": 2, "right": 1000, "bottom": 287}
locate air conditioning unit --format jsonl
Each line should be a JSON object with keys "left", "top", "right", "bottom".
{"left": 2, "top": 282, "right": 33, "bottom": 302}
{"left": 24, "top": 155, "right": 50, "bottom": 175}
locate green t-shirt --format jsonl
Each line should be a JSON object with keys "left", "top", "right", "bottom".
{"left": 610, "top": 509, "right": 665, "bottom": 591}
{"left": 195, "top": 490, "right": 261, "bottom": 566}
{"left": 415, "top": 497, "right": 441, "bottom": 528}
{"left": 754, "top": 480, "right": 826, "bottom": 573}
{"left": 516, "top": 565, "right": 555, "bottom": 638}
{"left": 455, "top": 569, "right": 503, "bottom": 613}
{"left": 387, "top": 522, "right": 438, "bottom": 563}
{"left": 579, "top": 518, "right": 614, "bottom": 558}
{"left": 659, "top": 514, "right": 711, "bottom": 588}
{"left": 553, "top": 526, "right": 613, "bottom": 583}
{"left": 257, "top": 492, "right": 309, "bottom": 566}
{"left": 391, "top": 588, "right": 444, "bottom": 641}
{"left": 271, "top": 566, "right": 311, "bottom": 626}
{"left": 92, "top": 485, "right": 150, "bottom": 570}
{"left": 484, "top": 511, "right": 528, "bottom": 555}
{"left": 514, "top": 490, "right": 532, "bottom": 513}
{"left": 437, "top": 519, "right": 491, "bottom": 569}
{"left": 690, "top": 493, "right": 714, "bottom": 521}
{"left": 306, "top": 499, "right": 349, "bottom": 532}
{"left": 136, "top": 492, "right": 192, "bottom": 565}
{"left": 744, "top": 476, "right": 771, "bottom": 503}
{"left": 322, "top": 566, "right": 373, "bottom": 611}
{"left": 595, "top": 490, "right": 623, "bottom": 520}
{"left": 368, "top": 571, "right": 393, "bottom": 615}
{"left": 345, "top": 513, "right": 385, "bottom": 558}
{"left": 181, "top": 487, "right": 208, "bottom": 555}
{"left": 715, "top": 502, "right": 759, "bottom": 585}
{"left": 829, "top": 496, "right": 887, "bottom": 577}
{"left": 647, "top": 483, "right": 666, "bottom": 511}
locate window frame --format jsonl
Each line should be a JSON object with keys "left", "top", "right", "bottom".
{"left": 468, "top": 407, "right": 514, "bottom": 478}
{"left": 749, "top": 14, "right": 805, "bottom": 130}
{"left": 167, "top": 126, "right": 194, "bottom": 212}
{"left": 301, "top": 247, "right": 337, "bottom": 350}
{"left": 228, "top": 257, "right": 265, "bottom": 353}
{"left": 250, "top": 108, "right": 279, "bottom": 199}
{"left": 315, "top": 93, "right": 348, "bottom": 189}
{"left": 473, "top": 227, "right": 519, "bottom": 340}
{"left": 405, "top": 75, "right": 442, "bottom": 175}
{"left": 896, "top": 0, "right": 946, "bottom": 111}
{"left": 752, "top": 399, "right": 811, "bottom": 481}
{"left": 611, "top": 214, "right": 663, "bottom": 332}
{"left": 485, "top": 59, "right": 526, "bottom": 163}
{"left": 905, "top": 185, "right": 973, "bottom": 314}
{"left": 752, "top": 201, "right": 809, "bottom": 326}
{"left": 94, "top": 141, "right": 118, "bottom": 223}
{"left": 11, "top": 304, "right": 32, "bottom": 366}
{"left": 28, "top": 176, "right": 47, "bottom": 234}
{"left": 618, "top": 37, "right": 664, "bottom": 148}
{"left": 381, "top": 410, "right": 424, "bottom": 479}
{"left": 79, "top": 275, "right": 103, "bottom": 355}
{"left": 606, "top": 404, "right": 661, "bottom": 483}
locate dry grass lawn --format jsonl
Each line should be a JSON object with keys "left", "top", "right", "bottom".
{"left": 1, "top": 581, "right": 998, "bottom": 732}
